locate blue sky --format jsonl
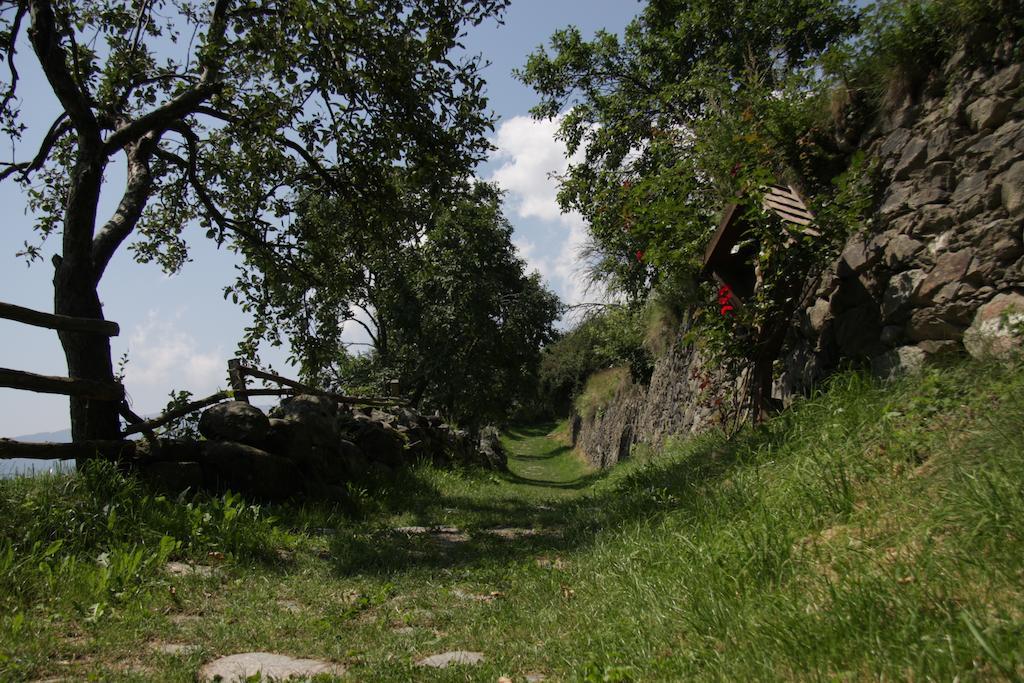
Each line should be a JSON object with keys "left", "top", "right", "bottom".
{"left": 0, "top": 1, "right": 641, "bottom": 437}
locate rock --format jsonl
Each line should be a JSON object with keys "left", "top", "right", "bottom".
{"left": 165, "top": 562, "right": 215, "bottom": 578}
{"left": 354, "top": 422, "right": 407, "bottom": 467}
{"left": 926, "top": 124, "right": 955, "bottom": 162}
{"left": 878, "top": 182, "right": 916, "bottom": 217}
{"left": 197, "top": 652, "right": 345, "bottom": 681}
{"left": 138, "top": 460, "right": 204, "bottom": 493}
{"left": 988, "top": 63, "right": 1023, "bottom": 92}
{"left": 478, "top": 426, "right": 509, "bottom": 471}
{"left": 882, "top": 269, "right": 926, "bottom": 319}
{"left": 151, "top": 642, "right": 199, "bottom": 655}
{"left": 963, "top": 292, "right": 1024, "bottom": 358}
{"left": 999, "top": 161, "right": 1024, "bottom": 215}
{"left": 416, "top": 651, "right": 485, "bottom": 668}
{"left": 951, "top": 172, "right": 992, "bottom": 204}
{"left": 893, "top": 137, "right": 928, "bottom": 180}
{"left": 905, "top": 311, "right": 964, "bottom": 341}
{"left": 917, "top": 339, "right": 961, "bottom": 355}
{"left": 974, "top": 218, "right": 1023, "bottom": 262}
{"left": 880, "top": 325, "right": 905, "bottom": 346}
{"left": 834, "top": 305, "right": 883, "bottom": 357}
{"left": 917, "top": 207, "right": 956, "bottom": 237}
{"left": 803, "top": 299, "right": 831, "bottom": 336}
{"left": 918, "top": 249, "right": 973, "bottom": 302}
{"left": 871, "top": 346, "right": 927, "bottom": 378}
{"left": 838, "top": 234, "right": 882, "bottom": 278}
{"left": 884, "top": 235, "right": 924, "bottom": 267}
{"left": 198, "top": 402, "right": 270, "bottom": 446}
{"left": 879, "top": 128, "right": 912, "bottom": 158}
{"left": 966, "top": 96, "right": 1013, "bottom": 131}
{"left": 202, "top": 441, "right": 300, "bottom": 500}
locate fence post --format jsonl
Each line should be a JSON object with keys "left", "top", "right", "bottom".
{"left": 227, "top": 359, "right": 249, "bottom": 404}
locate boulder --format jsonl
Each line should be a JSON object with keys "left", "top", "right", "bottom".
{"left": 963, "top": 292, "right": 1024, "bottom": 358}
{"left": 999, "top": 161, "right": 1024, "bottom": 216}
{"left": 966, "top": 96, "right": 1013, "bottom": 131}
{"left": 918, "top": 249, "right": 973, "bottom": 302}
{"left": 871, "top": 346, "right": 927, "bottom": 379}
{"left": 353, "top": 422, "right": 407, "bottom": 467}
{"left": 138, "top": 460, "right": 204, "bottom": 492}
{"left": 905, "top": 310, "right": 964, "bottom": 341}
{"left": 881, "top": 269, "right": 926, "bottom": 320}
{"left": 201, "top": 441, "right": 300, "bottom": 500}
{"left": 198, "top": 402, "right": 270, "bottom": 446}
{"left": 478, "top": 426, "right": 509, "bottom": 471}
{"left": 893, "top": 137, "right": 928, "bottom": 180}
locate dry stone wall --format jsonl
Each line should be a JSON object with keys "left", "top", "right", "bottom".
{"left": 573, "top": 54, "right": 1024, "bottom": 470}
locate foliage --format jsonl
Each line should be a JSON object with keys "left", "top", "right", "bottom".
{"left": 573, "top": 366, "right": 630, "bottom": 421}
{"left": 0, "top": 0, "right": 509, "bottom": 438}
{"left": 518, "top": 0, "right": 860, "bottom": 300}
{"left": 256, "top": 181, "right": 561, "bottom": 427}
{"left": 539, "top": 304, "right": 654, "bottom": 412}
{"left": 155, "top": 390, "right": 201, "bottom": 440}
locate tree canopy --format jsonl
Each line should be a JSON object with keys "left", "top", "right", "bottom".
{"left": 0, "top": 0, "right": 509, "bottom": 440}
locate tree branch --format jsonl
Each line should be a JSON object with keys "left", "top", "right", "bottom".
{"left": 1, "top": 3, "right": 26, "bottom": 117}
{"left": 102, "top": 0, "right": 231, "bottom": 155}
{"left": 91, "top": 135, "right": 157, "bottom": 280}
{"left": 194, "top": 105, "right": 341, "bottom": 190}
{"left": 0, "top": 112, "right": 70, "bottom": 181}
{"left": 26, "top": 0, "right": 99, "bottom": 138}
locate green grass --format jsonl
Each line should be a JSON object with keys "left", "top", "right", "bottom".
{"left": 573, "top": 366, "right": 630, "bottom": 421}
{"left": 2, "top": 359, "right": 1024, "bottom": 680}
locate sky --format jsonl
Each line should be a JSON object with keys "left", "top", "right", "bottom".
{"left": 0, "top": 0, "right": 642, "bottom": 437}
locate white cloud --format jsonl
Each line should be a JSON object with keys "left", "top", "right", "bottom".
{"left": 123, "top": 310, "right": 224, "bottom": 402}
{"left": 488, "top": 115, "right": 595, "bottom": 307}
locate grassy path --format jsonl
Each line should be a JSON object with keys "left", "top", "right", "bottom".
{"left": 5, "top": 361, "right": 1024, "bottom": 680}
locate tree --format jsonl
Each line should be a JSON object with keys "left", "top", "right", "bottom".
{"left": 247, "top": 181, "right": 562, "bottom": 428}
{"left": 0, "top": 0, "right": 507, "bottom": 442}
{"left": 518, "top": 0, "right": 859, "bottom": 299}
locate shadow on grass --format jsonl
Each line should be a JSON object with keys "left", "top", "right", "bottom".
{"left": 323, "top": 424, "right": 755, "bottom": 578}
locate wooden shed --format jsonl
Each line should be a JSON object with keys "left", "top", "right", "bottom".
{"left": 702, "top": 184, "right": 818, "bottom": 303}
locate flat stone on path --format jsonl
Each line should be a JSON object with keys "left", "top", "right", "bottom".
{"left": 165, "top": 562, "right": 215, "bottom": 577}
{"left": 198, "top": 652, "right": 345, "bottom": 681}
{"left": 151, "top": 641, "right": 199, "bottom": 655}
{"left": 392, "top": 525, "right": 469, "bottom": 546}
{"left": 415, "top": 650, "right": 485, "bottom": 668}
{"left": 482, "top": 527, "right": 545, "bottom": 539}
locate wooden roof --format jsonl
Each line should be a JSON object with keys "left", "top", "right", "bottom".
{"left": 702, "top": 184, "right": 818, "bottom": 272}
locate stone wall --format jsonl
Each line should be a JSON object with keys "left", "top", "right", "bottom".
{"left": 573, "top": 55, "right": 1024, "bottom": 469}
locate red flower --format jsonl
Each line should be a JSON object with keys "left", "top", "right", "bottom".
{"left": 635, "top": 250, "right": 645, "bottom": 262}
{"left": 717, "top": 284, "right": 734, "bottom": 316}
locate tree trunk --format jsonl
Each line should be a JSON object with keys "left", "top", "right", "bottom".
{"left": 55, "top": 143, "right": 121, "bottom": 455}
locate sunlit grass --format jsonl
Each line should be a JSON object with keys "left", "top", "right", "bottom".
{"left": 1, "top": 358, "right": 1022, "bottom": 680}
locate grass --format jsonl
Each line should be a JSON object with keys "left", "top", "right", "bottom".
{"left": 1, "top": 358, "right": 1024, "bottom": 680}
{"left": 573, "top": 366, "right": 630, "bottom": 421}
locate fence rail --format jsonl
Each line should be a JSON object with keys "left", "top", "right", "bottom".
{"left": 1, "top": 300, "right": 126, "bottom": 461}
{"left": 0, "top": 301, "right": 119, "bottom": 336}
{"left": 0, "top": 367, "right": 125, "bottom": 401}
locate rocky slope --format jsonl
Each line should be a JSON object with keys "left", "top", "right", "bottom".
{"left": 574, "top": 53, "right": 1024, "bottom": 469}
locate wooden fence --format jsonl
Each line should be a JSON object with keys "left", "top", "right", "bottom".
{"left": 2, "top": 301, "right": 405, "bottom": 461}
{"left": 0, "top": 300, "right": 128, "bottom": 460}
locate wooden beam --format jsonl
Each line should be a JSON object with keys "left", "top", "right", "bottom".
{"left": 0, "top": 438, "right": 135, "bottom": 460}
{"left": 235, "top": 363, "right": 315, "bottom": 393}
{"left": 0, "top": 301, "right": 119, "bottom": 336}
{"left": 227, "top": 359, "right": 249, "bottom": 404}
{"left": 0, "top": 367, "right": 124, "bottom": 401}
